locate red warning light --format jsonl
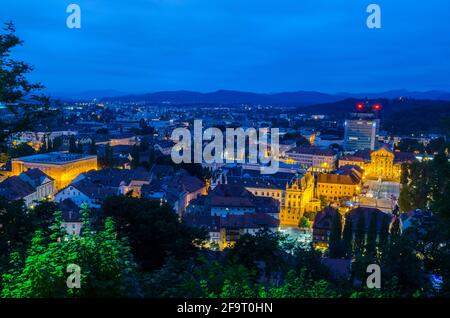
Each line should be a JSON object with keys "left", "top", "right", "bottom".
{"left": 356, "top": 103, "right": 364, "bottom": 111}
{"left": 373, "top": 104, "right": 382, "bottom": 111}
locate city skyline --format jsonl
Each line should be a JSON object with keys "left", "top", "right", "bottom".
{"left": 1, "top": 0, "right": 450, "bottom": 304}
{"left": 3, "top": 0, "right": 450, "bottom": 96}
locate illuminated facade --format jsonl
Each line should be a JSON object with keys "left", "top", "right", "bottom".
{"left": 339, "top": 147, "right": 406, "bottom": 182}
{"left": 344, "top": 118, "right": 379, "bottom": 151}
{"left": 11, "top": 152, "right": 98, "bottom": 190}
{"left": 279, "top": 172, "right": 319, "bottom": 226}
{"left": 338, "top": 155, "right": 366, "bottom": 169}
{"left": 364, "top": 147, "right": 401, "bottom": 182}
{"left": 317, "top": 166, "right": 363, "bottom": 201}
{"left": 7, "top": 130, "right": 77, "bottom": 152}
{"left": 285, "top": 147, "right": 337, "bottom": 172}
{"left": 212, "top": 167, "right": 320, "bottom": 227}
{"left": 343, "top": 106, "right": 380, "bottom": 152}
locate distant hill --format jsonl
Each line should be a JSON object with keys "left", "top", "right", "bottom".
{"left": 298, "top": 98, "right": 450, "bottom": 116}
{"left": 52, "top": 89, "right": 128, "bottom": 101}
{"left": 56, "top": 89, "right": 450, "bottom": 105}
{"left": 338, "top": 90, "right": 450, "bottom": 101}
{"left": 298, "top": 98, "right": 450, "bottom": 135}
{"left": 100, "top": 89, "right": 344, "bottom": 106}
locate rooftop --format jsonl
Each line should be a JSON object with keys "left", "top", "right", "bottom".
{"left": 0, "top": 176, "right": 36, "bottom": 199}
{"left": 13, "top": 152, "right": 96, "bottom": 165}
{"left": 288, "top": 146, "right": 336, "bottom": 157}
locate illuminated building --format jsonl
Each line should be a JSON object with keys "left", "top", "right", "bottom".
{"left": 7, "top": 130, "right": 77, "bottom": 152}
{"left": 343, "top": 102, "right": 381, "bottom": 151}
{"left": 344, "top": 118, "right": 379, "bottom": 151}
{"left": 184, "top": 213, "right": 279, "bottom": 251}
{"left": 338, "top": 155, "right": 366, "bottom": 169}
{"left": 0, "top": 169, "right": 55, "bottom": 207}
{"left": 56, "top": 167, "right": 153, "bottom": 208}
{"left": 11, "top": 152, "right": 97, "bottom": 190}
{"left": 184, "top": 183, "right": 280, "bottom": 250}
{"left": 285, "top": 147, "right": 337, "bottom": 172}
{"left": 142, "top": 171, "right": 206, "bottom": 217}
{"left": 364, "top": 147, "right": 401, "bottom": 181}
{"left": 279, "top": 172, "right": 319, "bottom": 226}
{"left": 212, "top": 166, "right": 320, "bottom": 226}
{"left": 312, "top": 206, "right": 340, "bottom": 250}
{"left": 212, "top": 166, "right": 287, "bottom": 204}
{"left": 317, "top": 166, "right": 363, "bottom": 201}
{"left": 339, "top": 147, "right": 414, "bottom": 182}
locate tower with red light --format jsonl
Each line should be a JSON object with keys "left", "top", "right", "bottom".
{"left": 373, "top": 103, "right": 382, "bottom": 112}
{"left": 356, "top": 102, "right": 365, "bottom": 111}
{"left": 355, "top": 101, "right": 382, "bottom": 113}
{"left": 344, "top": 101, "right": 381, "bottom": 152}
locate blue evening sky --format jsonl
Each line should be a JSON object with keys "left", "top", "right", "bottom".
{"left": 2, "top": 0, "right": 450, "bottom": 96}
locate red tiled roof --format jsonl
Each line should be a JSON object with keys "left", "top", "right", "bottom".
{"left": 317, "top": 173, "right": 360, "bottom": 185}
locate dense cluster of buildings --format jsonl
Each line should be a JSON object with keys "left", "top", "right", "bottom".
{"left": 0, "top": 99, "right": 442, "bottom": 252}
{"left": 339, "top": 147, "right": 415, "bottom": 182}
{"left": 184, "top": 184, "right": 280, "bottom": 249}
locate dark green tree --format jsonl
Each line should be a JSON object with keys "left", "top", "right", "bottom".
{"left": 0, "top": 198, "right": 34, "bottom": 269}
{"left": 267, "top": 269, "right": 339, "bottom": 298}
{"left": 354, "top": 213, "right": 366, "bottom": 257}
{"left": 130, "top": 144, "right": 140, "bottom": 169}
{"left": 328, "top": 211, "right": 344, "bottom": 258}
{"left": 89, "top": 140, "right": 97, "bottom": 155}
{"left": 430, "top": 152, "right": 450, "bottom": 217}
{"left": 1, "top": 207, "right": 139, "bottom": 297}
{"left": 381, "top": 217, "right": 426, "bottom": 296}
{"left": 396, "top": 138, "right": 425, "bottom": 153}
{"left": 139, "top": 138, "right": 150, "bottom": 151}
{"left": 29, "top": 200, "right": 59, "bottom": 234}
{"left": 225, "top": 229, "right": 287, "bottom": 278}
{"left": 99, "top": 142, "right": 114, "bottom": 168}
{"left": 365, "top": 213, "right": 378, "bottom": 259}
{"left": 101, "top": 196, "right": 207, "bottom": 271}
{"left": 52, "top": 136, "right": 62, "bottom": 151}
{"left": 298, "top": 216, "right": 311, "bottom": 229}
{"left": 7, "top": 143, "right": 35, "bottom": 158}
{"left": 68, "top": 135, "right": 77, "bottom": 153}
{"left": 76, "top": 142, "right": 83, "bottom": 154}
{"left": 0, "top": 22, "right": 48, "bottom": 148}
{"left": 342, "top": 215, "right": 353, "bottom": 258}
{"left": 426, "top": 137, "right": 448, "bottom": 154}
{"left": 378, "top": 215, "right": 391, "bottom": 261}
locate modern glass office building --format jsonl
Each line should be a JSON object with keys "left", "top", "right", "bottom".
{"left": 343, "top": 113, "right": 380, "bottom": 151}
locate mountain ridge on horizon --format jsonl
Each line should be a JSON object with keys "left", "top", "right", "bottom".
{"left": 53, "top": 89, "right": 450, "bottom": 105}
